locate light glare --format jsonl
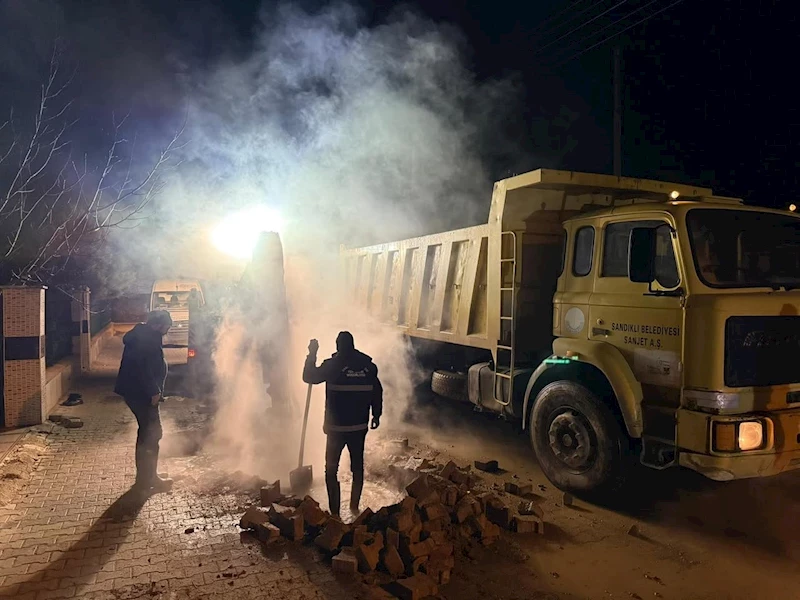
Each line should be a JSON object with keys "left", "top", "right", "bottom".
{"left": 212, "top": 206, "right": 284, "bottom": 259}
{"left": 738, "top": 421, "right": 763, "bottom": 451}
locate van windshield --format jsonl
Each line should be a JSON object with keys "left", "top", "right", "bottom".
{"left": 687, "top": 208, "right": 800, "bottom": 289}
{"left": 151, "top": 291, "right": 200, "bottom": 310}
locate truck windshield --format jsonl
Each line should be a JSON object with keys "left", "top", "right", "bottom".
{"left": 687, "top": 208, "right": 800, "bottom": 289}
{"left": 152, "top": 291, "right": 195, "bottom": 310}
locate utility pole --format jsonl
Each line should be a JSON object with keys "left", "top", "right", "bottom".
{"left": 613, "top": 45, "right": 622, "bottom": 177}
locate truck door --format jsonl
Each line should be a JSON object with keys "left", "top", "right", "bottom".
{"left": 589, "top": 217, "right": 684, "bottom": 465}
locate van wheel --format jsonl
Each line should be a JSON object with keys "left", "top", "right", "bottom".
{"left": 530, "top": 381, "right": 626, "bottom": 494}
{"left": 431, "top": 370, "right": 467, "bottom": 402}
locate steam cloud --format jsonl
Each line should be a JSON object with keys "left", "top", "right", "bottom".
{"left": 1, "top": 1, "right": 522, "bottom": 482}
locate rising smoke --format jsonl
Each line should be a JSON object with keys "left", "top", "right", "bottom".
{"left": 1, "top": 0, "right": 523, "bottom": 481}
{"left": 183, "top": 2, "right": 524, "bottom": 480}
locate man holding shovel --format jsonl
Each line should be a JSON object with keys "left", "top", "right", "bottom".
{"left": 303, "top": 332, "right": 383, "bottom": 517}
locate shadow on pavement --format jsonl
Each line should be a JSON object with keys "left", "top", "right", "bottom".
{"left": 15, "top": 487, "right": 149, "bottom": 594}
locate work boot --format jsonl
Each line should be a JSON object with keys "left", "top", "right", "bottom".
{"left": 151, "top": 476, "right": 174, "bottom": 493}
{"left": 349, "top": 472, "right": 364, "bottom": 514}
{"left": 326, "top": 476, "right": 341, "bottom": 517}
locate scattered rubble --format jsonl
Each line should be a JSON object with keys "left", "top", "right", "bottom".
{"left": 560, "top": 492, "right": 575, "bottom": 507}
{"left": 474, "top": 460, "right": 499, "bottom": 473}
{"left": 237, "top": 455, "right": 550, "bottom": 598}
{"left": 627, "top": 524, "right": 641, "bottom": 537}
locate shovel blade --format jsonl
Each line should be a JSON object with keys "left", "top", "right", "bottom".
{"left": 289, "top": 465, "right": 313, "bottom": 492}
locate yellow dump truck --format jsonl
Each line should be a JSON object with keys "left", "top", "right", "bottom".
{"left": 341, "top": 168, "right": 800, "bottom": 492}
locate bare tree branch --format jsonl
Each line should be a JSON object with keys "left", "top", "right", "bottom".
{"left": 0, "top": 45, "right": 184, "bottom": 284}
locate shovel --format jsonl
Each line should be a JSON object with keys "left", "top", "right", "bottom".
{"left": 289, "top": 383, "right": 314, "bottom": 492}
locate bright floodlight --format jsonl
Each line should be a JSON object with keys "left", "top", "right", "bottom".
{"left": 670, "top": 190, "right": 680, "bottom": 200}
{"left": 790, "top": 204, "right": 797, "bottom": 212}
{"left": 212, "top": 206, "right": 284, "bottom": 259}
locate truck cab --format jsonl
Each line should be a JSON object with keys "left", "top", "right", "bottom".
{"left": 342, "top": 169, "right": 800, "bottom": 493}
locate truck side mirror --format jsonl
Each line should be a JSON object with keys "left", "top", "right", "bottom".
{"left": 628, "top": 227, "right": 656, "bottom": 283}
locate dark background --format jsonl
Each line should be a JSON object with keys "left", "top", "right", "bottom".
{"left": 3, "top": 0, "right": 798, "bottom": 208}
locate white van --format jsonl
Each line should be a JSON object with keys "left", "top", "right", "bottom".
{"left": 150, "top": 279, "right": 205, "bottom": 347}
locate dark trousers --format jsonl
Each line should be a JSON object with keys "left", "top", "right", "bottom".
{"left": 325, "top": 430, "right": 367, "bottom": 514}
{"left": 125, "top": 398, "right": 163, "bottom": 486}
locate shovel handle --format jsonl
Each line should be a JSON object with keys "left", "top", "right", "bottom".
{"left": 298, "top": 383, "right": 313, "bottom": 468}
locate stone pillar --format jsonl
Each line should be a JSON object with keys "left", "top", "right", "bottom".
{"left": 70, "top": 287, "right": 91, "bottom": 372}
{"left": 1, "top": 286, "right": 47, "bottom": 428}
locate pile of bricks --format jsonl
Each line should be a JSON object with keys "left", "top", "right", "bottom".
{"left": 239, "top": 461, "right": 545, "bottom": 599}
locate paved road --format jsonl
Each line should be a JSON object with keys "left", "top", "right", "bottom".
{"left": 0, "top": 379, "right": 362, "bottom": 600}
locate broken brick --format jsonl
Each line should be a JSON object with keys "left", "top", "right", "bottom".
{"left": 474, "top": 459, "right": 499, "bottom": 473}
{"left": 422, "top": 519, "right": 443, "bottom": 534}
{"left": 315, "top": 518, "right": 350, "bottom": 551}
{"left": 504, "top": 481, "right": 533, "bottom": 496}
{"left": 392, "top": 573, "right": 439, "bottom": 600}
{"left": 454, "top": 495, "right": 481, "bottom": 523}
{"left": 390, "top": 511, "right": 414, "bottom": 535}
{"left": 422, "top": 503, "right": 448, "bottom": 522}
{"left": 428, "top": 531, "right": 448, "bottom": 545}
{"left": 356, "top": 542, "right": 381, "bottom": 573}
{"left": 332, "top": 548, "right": 359, "bottom": 574}
{"left": 449, "top": 469, "right": 470, "bottom": 486}
{"left": 239, "top": 507, "right": 270, "bottom": 529}
{"left": 268, "top": 503, "right": 304, "bottom": 539}
{"left": 518, "top": 500, "right": 544, "bottom": 518}
{"left": 386, "top": 527, "right": 400, "bottom": 549}
{"left": 407, "top": 538, "right": 437, "bottom": 559}
{"left": 441, "top": 486, "right": 459, "bottom": 507}
{"left": 279, "top": 496, "right": 304, "bottom": 508}
{"left": 561, "top": 491, "right": 574, "bottom": 507}
{"left": 439, "top": 461, "right": 458, "bottom": 481}
{"left": 353, "top": 526, "right": 371, "bottom": 548}
{"left": 381, "top": 544, "right": 405, "bottom": 577}
{"left": 260, "top": 481, "right": 282, "bottom": 507}
{"left": 298, "top": 496, "right": 328, "bottom": 527}
{"left": 352, "top": 507, "right": 374, "bottom": 528}
{"left": 255, "top": 522, "right": 281, "bottom": 544}
{"left": 405, "top": 475, "right": 431, "bottom": 500}
{"left": 400, "top": 496, "right": 417, "bottom": 513}
{"left": 64, "top": 417, "right": 84, "bottom": 428}
{"left": 485, "top": 503, "right": 513, "bottom": 530}
{"left": 512, "top": 515, "right": 542, "bottom": 534}
{"left": 417, "top": 489, "right": 442, "bottom": 508}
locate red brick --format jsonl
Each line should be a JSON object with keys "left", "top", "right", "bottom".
{"left": 454, "top": 495, "right": 481, "bottom": 523}
{"left": 392, "top": 573, "right": 439, "bottom": 600}
{"left": 504, "top": 481, "right": 533, "bottom": 496}
{"left": 297, "top": 496, "right": 328, "bottom": 528}
{"left": 421, "top": 503, "right": 448, "bottom": 522}
{"left": 386, "top": 528, "right": 400, "bottom": 550}
{"left": 474, "top": 460, "right": 499, "bottom": 473}
{"left": 259, "top": 481, "right": 281, "bottom": 507}
{"left": 239, "top": 507, "right": 270, "bottom": 530}
{"left": 314, "top": 518, "right": 349, "bottom": 552}
{"left": 332, "top": 548, "right": 358, "bottom": 575}
{"left": 512, "top": 515, "right": 541, "bottom": 534}
{"left": 439, "top": 461, "right": 458, "bottom": 481}
{"left": 380, "top": 544, "right": 405, "bottom": 577}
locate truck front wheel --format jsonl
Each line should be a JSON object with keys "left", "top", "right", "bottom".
{"left": 530, "top": 381, "right": 627, "bottom": 494}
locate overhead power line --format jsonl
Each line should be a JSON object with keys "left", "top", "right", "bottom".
{"left": 534, "top": 0, "right": 630, "bottom": 55}
{"left": 553, "top": 0, "right": 688, "bottom": 68}
{"left": 547, "top": 0, "right": 662, "bottom": 63}
{"left": 528, "top": 0, "right": 599, "bottom": 37}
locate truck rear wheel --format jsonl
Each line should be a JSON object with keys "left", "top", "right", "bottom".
{"left": 530, "top": 381, "right": 626, "bottom": 494}
{"left": 431, "top": 370, "right": 467, "bottom": 402}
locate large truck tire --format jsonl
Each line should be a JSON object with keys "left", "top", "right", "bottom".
{"left": 530, "top": 381, "right": 627, "bottom": 495}
{"left": 431, "top": 370, "right": 467, "bottom": 402}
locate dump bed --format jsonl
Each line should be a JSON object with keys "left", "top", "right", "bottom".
{"left": 341, "top": 169, "right": 712, "bottom": 361}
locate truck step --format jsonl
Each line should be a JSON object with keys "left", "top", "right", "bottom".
{"left": 640, "top": 436, "right": 678, "bottom": 470}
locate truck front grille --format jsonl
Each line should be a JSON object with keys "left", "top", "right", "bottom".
{"left": 725, "top": 316, "right": 800, "bottom": 387}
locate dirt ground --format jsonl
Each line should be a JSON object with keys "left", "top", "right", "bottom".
{"left": 154, "top": 387, "right": 800, "bottom": 600}
{"left": 5, "top": 334, "right": 798, "bottom": 600}
{"left": 386, "top": 398, "right": 800, "bottom": 600}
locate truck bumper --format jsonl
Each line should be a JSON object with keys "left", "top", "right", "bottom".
{"left": 677, "top": 406, "right": 800, "bottom": 481}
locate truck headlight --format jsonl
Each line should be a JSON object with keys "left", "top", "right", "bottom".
{"left": 738, "top": 422, "right": 763, "bottom": 451}
{"left": 713, "top": 420, "right": 765, "bottom": 452}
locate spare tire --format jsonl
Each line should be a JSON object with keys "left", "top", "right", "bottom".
{"left": 431, "top": 370, "right": 468, "bottom": 402}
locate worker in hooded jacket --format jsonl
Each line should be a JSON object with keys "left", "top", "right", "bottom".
{"left": 303, "top": 331, "right": 383, "bottom": 517}
{"left": 114, "top": 310, "right": 174, "bottom": 493}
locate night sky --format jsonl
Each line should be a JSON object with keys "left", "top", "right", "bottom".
{"left": 3, "top": 0, "right": 798, "bottom": 208}
{"left": 193, "top": 0, "right": 800, "bottom": 209}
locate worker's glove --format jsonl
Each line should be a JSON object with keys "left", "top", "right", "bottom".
{"left": 308, "top": 339, "right": 319, "bottom": 356}
{"left": 370, "top": 417, "right": 380, "bottom": 430}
